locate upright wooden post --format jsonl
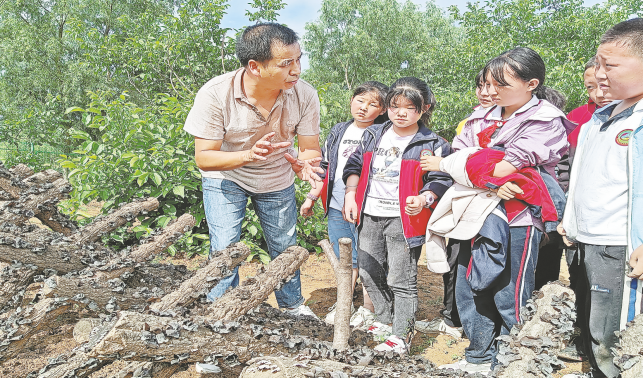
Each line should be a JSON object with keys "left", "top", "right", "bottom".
{"left": 333, "top": 237, "right": 353, "bottom": 351}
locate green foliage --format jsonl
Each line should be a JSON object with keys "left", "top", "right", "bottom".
{"left": 58, "top": 91, "right": 210, "bottom": 255}
{"left": 246, "top": 0, "right": 287, "bottom": 23}
{"left": 303, "top": 0, "right": 462, "bottom": 90}
{"left": 5, "top": 0, "right": 642, "bottom": 262}
{"left": 304, "top": 0, "right": 638, "bottom": 141}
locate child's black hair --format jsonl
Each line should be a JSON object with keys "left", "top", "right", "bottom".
{"left": 352, "top": 81, "right": 390, "bottom": 124}
{"left": 600, "top": 18, "right": 643, "bottom": 59}
{"left": 541, "top": 87, "right": 567, "bottom": 110}
{"left": 386, "top": 77, "right": 436, "bottom": 125}
{"left": 483, "top": 47, "right": 560, "bottom": 104}
{"left": 475, "top": 69, "right": 485, "bottom": 88}
{"left": 585, "top": 56, "right": 597, "bottom": 72}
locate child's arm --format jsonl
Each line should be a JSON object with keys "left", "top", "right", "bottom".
{"left": 300, "top": 183, "right": 325, "bottom": 217}
{"left": 629, "top": 245, "right": 643, "bottom": 280}
{"left": 341, "top": 135, "right": 367, "bottom": 223}
{"left": 301, "top": 137, "right": 331, "bottom": 217}
{"left": 343, "top": 175, "right": 360, "bottom": 223}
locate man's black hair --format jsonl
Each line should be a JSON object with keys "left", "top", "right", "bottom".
{"left": 600, "top": 18, "right": 643, "bottom": 59}
{"left": 236, "top": 23, "right": 299, "bottom": 67}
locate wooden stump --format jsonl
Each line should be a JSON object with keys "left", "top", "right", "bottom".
{"left": 333, "top": 237, "right": 352, "bottom": 351}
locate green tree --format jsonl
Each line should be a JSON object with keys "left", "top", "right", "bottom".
{"left": 246, "top": 0, "right": 287, "bottom": 23}
{"left": 303, "top": 0, "right": 461, "bottom": 90}
{"left": 0, "top": 0, "right": 172, "bottom": 157}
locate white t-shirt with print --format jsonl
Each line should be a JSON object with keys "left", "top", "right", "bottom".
{"left": 330, "top": 123, "right": 367, "bottom": 210}
{"left": 573, "top": 106, "right": 634, "bottom": 245}
{"left": 363, "top": 128, "right": 414, "bottom": 217}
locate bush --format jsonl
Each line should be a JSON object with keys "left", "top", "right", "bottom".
{"left": 59, "top": 90, "right": 329, "bottom": 260}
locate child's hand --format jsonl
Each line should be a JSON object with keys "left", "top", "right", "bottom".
{"left": 300, "top": 198, "right": 315, "bottom": 218}
{"left": 420, "top": 156, "right": 443, "bottom": 172}
{"left": 343, "top": 192, "right": 359, "bottom": 223}
{"left": 628, "top": 245, "right": 643, "bottom": 280}
{"left": 556, "top": 223, "right": 574, "bottom": 247}
{"left": 405, "top": 195, "right": 426, "bottom": 216}
{"left": 496, "top": 182, "right": 523, "bottom": 200}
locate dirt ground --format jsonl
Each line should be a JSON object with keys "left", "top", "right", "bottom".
{"left": 2, "top": 241, "right": 588, "bottom": 378}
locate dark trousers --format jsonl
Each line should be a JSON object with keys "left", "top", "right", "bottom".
{"left": 578, "top": 243, "right": 626, "bottom": 378}
{"left": 535, "top": 231, "right": 564, "bottom": 290}
{"left": 456, "top": 226, "right": 542, "bottom": 365}
{"left": 442, "top": 239, "right": 461, "bottom": 327}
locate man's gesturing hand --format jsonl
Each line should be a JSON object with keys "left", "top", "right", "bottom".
{"left": 243, "top": 132, "right": 291, "bottom": 162}
{"left": 284, "top": 153, "right": 324, "bottom": 188}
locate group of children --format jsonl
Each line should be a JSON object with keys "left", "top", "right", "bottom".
{"left": 301, "top": 18, "right": 643, "bottom": 378}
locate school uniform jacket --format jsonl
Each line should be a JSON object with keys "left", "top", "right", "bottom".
{"left": 562, "top": 100, "right": 643, "bottom": 329}
{"left": 342, "top": 121, "right": 454, "bottom": 248}
{"left": 319, "top": 119, "right": 359, "bottom": 215}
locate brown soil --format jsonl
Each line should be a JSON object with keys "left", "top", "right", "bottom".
{"left": 4, "top": 241, "right": 586, "bottom": 377}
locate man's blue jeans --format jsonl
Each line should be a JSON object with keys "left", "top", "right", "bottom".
{"left": 202, "top": 177, "right": 304, "bottom": 309}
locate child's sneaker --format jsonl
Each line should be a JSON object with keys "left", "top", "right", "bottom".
{"left": 367, "top": 321, "right": 392, "bottom": 341}
{"left": 284, "top": 304, "right": 319, "bottom": 320}
{"left": 415, "top": 318, "right": 463, "bottom": 339}
{"left": 438, "top": 360, "right": 491, "bottom": 376}
{"left": 323, "top": 302, "right": 356, "bottom": 324}
{"left": 350, "top": 306, "right": 375, "bottom": 328}
{"left": 374, "top": 334, "right": 407, "bottom": 354}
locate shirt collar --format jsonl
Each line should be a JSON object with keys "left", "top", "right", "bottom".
{"left": 487, "top": 95, "right": 540, "bottom": 121}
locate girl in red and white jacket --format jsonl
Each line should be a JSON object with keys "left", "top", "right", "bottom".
{"left": 342, "top": 77, "right": 453, "bottom": 353}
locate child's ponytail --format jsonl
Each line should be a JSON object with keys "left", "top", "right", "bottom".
{"left": 534, "top": 86, "right": 567, "bottom": 110}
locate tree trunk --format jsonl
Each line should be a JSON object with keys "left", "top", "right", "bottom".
{"left": 495, "top": 282, "right": 576, "bottom": 378}
{"left": 333, "top": 238, "right": 352, "bottom": 351}
{"left": 9, "top": 164, "right": 34, "bottom": 180}
{"left": 89, "top": 311, "right": 309, "bottom": 364}
{"left": 0, "top": 297, "right": 73, "bottom": 363}
{"left": 0, "top": 228, "right": 115, "bottom": 274}
{"left": 43, "top": 264, "right": 194, "bottom": 313}
{"left": 0, "top": 178, "right": 72, "bottom": 225}
{"left": 34, "top": 316, "right": 119, "bottom": 378}
{"left": 71, "top": 197, "right": 159, "bottom": 245}
{"left": 128, "top": 213, "right": 195, "bottom": 262}
{"left": 206, "top": 246, "right": 309, "bottom": 321}
{"left": 89, "top": 307, "right": 373, "bottom": 365}
{"left": 34, "top": 207, "right": 77, "bottom": 235}
{"left": 0, "top": 163, "right": 23, "bottom": 200}
{"left": 239, "top": 356, "right": 438, "bottom": 378}
{"left": 73, "top": 318, "right": 102, "bottom": 343}
{"left": 613, "top": 313, "right": 643, "bottom": 378}
{"left": 150, "top": 242, "right": 251, "bottom": 313}
{"left": 114, "top": 361, "right": 182, "bottom": 378}
{"left": 0, "top": 262, "right": 38, "bottom": 312}
{"left": 34, "top": 351, "right": 108, "bottom": 378}
{"left": 318, "top": 239, "right": 339, "bottom": 274}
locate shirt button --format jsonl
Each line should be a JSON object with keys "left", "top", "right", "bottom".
{"left": 487, "top": 193, "right": 492, "bottom": 198}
